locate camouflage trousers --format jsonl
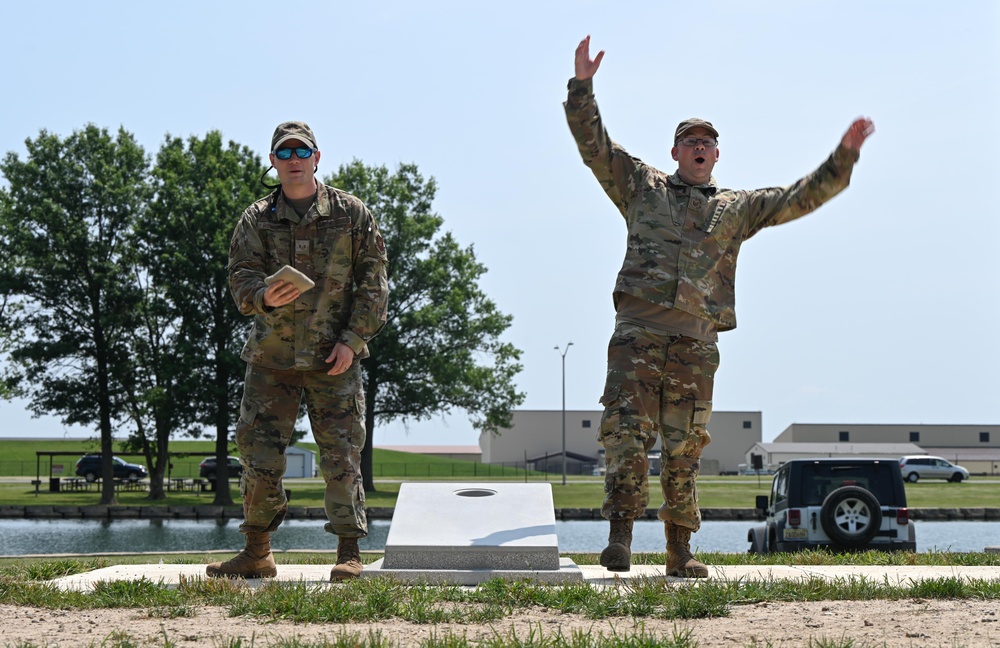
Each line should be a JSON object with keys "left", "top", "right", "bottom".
{"left": 598, "top": 322, "right": 719, "bottom": 531}
{"left": 236, "top": 362, "right": 367, "bottom": 539}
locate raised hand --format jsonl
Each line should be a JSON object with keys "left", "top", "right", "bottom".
{"left": 841, "top": 117, "right": 875, "bottom": 152}
{"left": 575, "top": 35, "right": 605, "bottom": 81}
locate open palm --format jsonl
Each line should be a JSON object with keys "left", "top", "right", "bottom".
{"left": 575, "top": 35, "right": 605, "bottom": 80}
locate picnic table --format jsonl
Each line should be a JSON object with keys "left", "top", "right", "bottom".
{"left": 63, "top": 478, "right": 92, "bottom": 492}
{"left": 115, "top": 479, "right": 147, "bottom": 492}
{"left": 167, "top": 478, "right": 207, "bottom": 492}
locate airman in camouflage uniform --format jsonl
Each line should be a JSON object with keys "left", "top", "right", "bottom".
{"left": 207, "top": 121, "right": 388, "bottom": 581}
{"left": 565, "top": 36, "right": 875, "bottom": 577}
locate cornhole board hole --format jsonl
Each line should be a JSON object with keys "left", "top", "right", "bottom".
{"left": 362, "top": 482, "right": 582, "bottom": 584}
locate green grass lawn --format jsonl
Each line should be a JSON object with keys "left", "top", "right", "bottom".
{"left": 0, "top": 438, "right": 532, "bottom": 480}
{"left": 3, "top": 475, "right": 997, "bottom": 510}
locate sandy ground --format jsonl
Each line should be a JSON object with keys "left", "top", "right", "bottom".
{"left": 3, "top": 598, "right": 998, "bottom": 647}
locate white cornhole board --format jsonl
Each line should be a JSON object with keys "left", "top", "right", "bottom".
{"left": 362, "top": 482, "right": 582, "bottom": 584}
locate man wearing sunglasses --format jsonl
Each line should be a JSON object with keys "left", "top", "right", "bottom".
{"left": 209, "top": 121, "right": 388, "bottom": 581}
{"left": 565, "top": 36, "right": 874, "bottom": 578}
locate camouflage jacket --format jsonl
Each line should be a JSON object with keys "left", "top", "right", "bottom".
{"left": 229, "top": 184, "right": 388, "bottom": 370}
{"left": 564, "top": 77, "right": 859, "bottom": 331}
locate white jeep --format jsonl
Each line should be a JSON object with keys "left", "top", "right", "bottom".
{"left": 748, "top": 458, "right": 916, "bottom": 553}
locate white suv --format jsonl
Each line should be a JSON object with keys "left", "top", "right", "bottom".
{"left": 748, "top": 458, "right": 915, "bottom": 553}
{"left": 898, "top": 456, "right": 969, "bottom": 483}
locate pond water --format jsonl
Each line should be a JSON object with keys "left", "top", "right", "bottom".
{"left": 0, "top": 519, "right": 996, "bottom": 556}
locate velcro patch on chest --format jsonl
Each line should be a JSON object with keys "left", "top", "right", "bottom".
{"left": 706, "top": 201, "right": 728, "bottom": 233}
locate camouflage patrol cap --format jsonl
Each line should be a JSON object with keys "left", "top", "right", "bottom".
{"left": 271, "top": 121, "right": 317, "bottom": 152}
{"left": 674, "top": 118, "right": 719, "bottom": 142}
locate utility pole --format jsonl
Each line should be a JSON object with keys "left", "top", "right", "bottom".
{"left": 554, "top": 342, "right": 573, "bottom": 486}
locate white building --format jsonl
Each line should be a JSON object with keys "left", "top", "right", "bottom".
{"left": 773, "top": 423, "right": 1000, "bottom": 475}
{"left": 745, "top": 442, "right": 925, "bottom": 471}
{"left": 775, "top": 422, "right": 999, "bottom": 447}
{"left": 479, "top": 409, "right": 762, "bottom": 475}
{"left": 285, "top": 444, "right": 316, "bottom": 478}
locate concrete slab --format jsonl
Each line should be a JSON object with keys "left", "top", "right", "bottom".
{"left": 49, "top": 563, "right": 1000, "bottom": 592}
{"left": 363, "top": 556, "right": 583, "bottom": 585}
{"left": 380, "top": 483, "right": 562, "bottom": 571}
{"left": 52, "top": 563, "right": 331, "bottom": 591}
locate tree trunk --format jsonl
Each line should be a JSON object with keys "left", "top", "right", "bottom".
{"left": 145, "top": 425, "right": 169, "bottom": 501}
{"left": 99, "top": 428, "right": 117, "bottom": 506}
{"left": 212, "top": 312, "right": 234, "bottom": 506}
{"left": 212, "top": 430, "right": 233, "bottom": 505}
{"left": 212, "top": 355, "right": 236, "bottom": 506}
{"left": 147, "top": 464, "right": 166, "bottom": 500}
{"left": 146, "top": 459, "right": 165, "bottom": 500}
{"left": 136, "top": 417, "right": 168, "bottom": 501}
{"left": 362, "top": 373, "right": 378, "bottom": 493}
{"left": 95, "top": 325, "right": 118, "bottom": 506}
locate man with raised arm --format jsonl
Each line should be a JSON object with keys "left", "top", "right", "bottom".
{"left": 564, "top": 36, "right": 874, "bottom": 577}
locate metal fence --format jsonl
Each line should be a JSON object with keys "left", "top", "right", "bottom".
{"left": 1, "top": 460, "right": 598, "bottom": 478}
{"left": 370, "top": 461, "right": 598, "bottom": 478}
{"left": 0, "top": 461, "right": 53, "bottom": 477}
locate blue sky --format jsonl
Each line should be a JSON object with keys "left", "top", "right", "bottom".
{"left": 1, "top": 1, "right": 997, "bottom": 447}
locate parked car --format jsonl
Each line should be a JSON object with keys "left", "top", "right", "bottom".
{"left": 898, "top": 456, "right": 969, "bottom": 483}
{"left": 199, "top": 456, "right": 243, "bottom": 480}
{"left": 748, "top": 458, "right": 915, "bottom": 554}
{"left": 74, "top": 455, "right": 148, "bottom": 482}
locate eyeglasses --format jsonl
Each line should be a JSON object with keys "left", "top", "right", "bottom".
{"left": 677, "top": 137, "right": 717, "bottom": 148}
{"left": 273, "top": 146, "right": 316, "bottom": 160}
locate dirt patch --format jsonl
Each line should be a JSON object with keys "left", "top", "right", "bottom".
{"left": 2, "top": 599, "right": 997, "bottom": 647}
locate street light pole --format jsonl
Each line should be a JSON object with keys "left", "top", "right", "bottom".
{"left": 554, "top": 342, "right": 573, "bottom": 486}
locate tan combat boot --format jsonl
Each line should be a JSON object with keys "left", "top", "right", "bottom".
{"left": 330, "top": 536, "right": 363, "bottom": 580}
{"left": 599, "top": 518, "right": 634, "bottom": 572}
{"left": 206, "top": 531, "right": 277, "bottom": 578}
{"left": 665, "top": 523, "right": 709, "bottom": 578}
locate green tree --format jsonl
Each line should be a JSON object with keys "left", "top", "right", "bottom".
{"left": 0, "top": 189, "right": 25, "bottom": 401}
{"left": 140, "top": 131, "right": 263, "bottom": 505}
{"left": 116, "top": 266, "right": 181, "bottom": 500}
{"left": 0, "top": 126, "right": 149, "bottom": 505}
{"left": 326, "top": 161, "right": 525, "bottom": 492}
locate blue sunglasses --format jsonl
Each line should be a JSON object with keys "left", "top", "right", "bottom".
{"left": 273, "top": 146, "right": 316, "bottom": 160}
